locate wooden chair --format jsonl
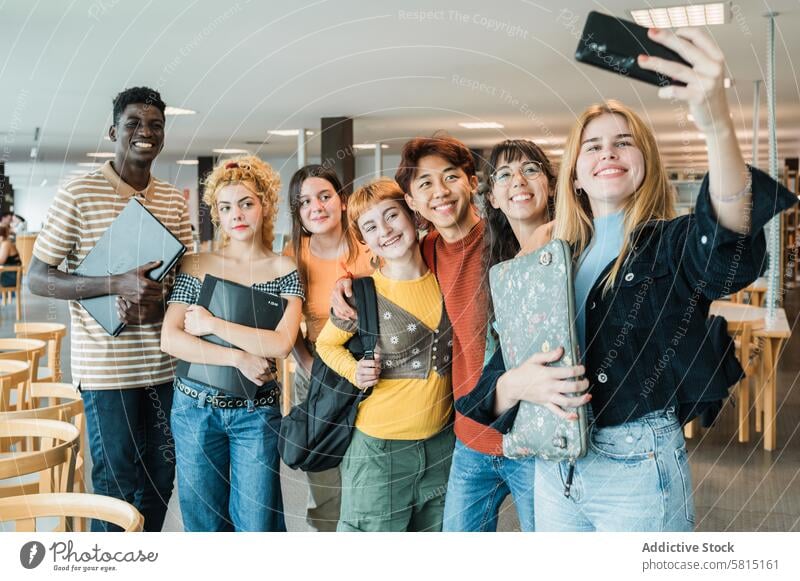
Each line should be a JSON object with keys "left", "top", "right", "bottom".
{"left": 0, "top": 337, "right": 47, "bottom": 384}
{"left": 14, "top": 234, "right": 37, "bottom": 275}
{"left": 0, "top": 383, "right": 86, "bottom": 491}
{"left": 0, "top": 360, "right": 31, "bottom": 413}
{"left": 0, "top": 419, "right": 80, "bottom": 499}
{"left": 0, "top": 265, "right": 23, "bottom": 320}
{"left": 14, "top": 323, "right": 68, "bottom": 382}
{"left": 0, "top": 493, "right": 143, "bottom": 532}
{"left": 30, "top": 383, "right": 86, "bottom": 496}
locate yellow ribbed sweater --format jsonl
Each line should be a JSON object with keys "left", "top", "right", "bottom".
{"left": 315, "top": 269, "right": 452, "bottom": 440}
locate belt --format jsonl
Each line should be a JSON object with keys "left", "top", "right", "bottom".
{"left": 175, "top": 379, "right": 280, "bottom": 409}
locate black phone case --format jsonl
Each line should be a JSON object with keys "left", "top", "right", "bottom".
{"left": 575, "top": 11, "right": 690, "bottom": 87}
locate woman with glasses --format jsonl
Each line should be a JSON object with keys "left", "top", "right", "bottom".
{"left": 443, "top": 140, "right": 588, "bottom": 532}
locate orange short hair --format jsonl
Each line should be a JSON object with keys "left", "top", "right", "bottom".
{"left": 347, "top": 179, "right": 412, "bottom": 243}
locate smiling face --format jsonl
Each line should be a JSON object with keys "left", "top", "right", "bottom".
{"left": 489, "top": 156, "right": 552, "bottom": 223}
{"left": 574, "top": 113, "right": 645, "bottom": 216}
{"left": 215, "top": 183, "right": 266, "bottom": 243}
{"left": 356, "top": 199, "right": 417, "bottom": 262}
{"left": 297, "top": 177, "right": 344, "bottom": 236}
{"left": 109, "top": 103, "right": 165, "bottom": 167}
{"left": 404, "top": 154, "right": 477, "bottom": 234}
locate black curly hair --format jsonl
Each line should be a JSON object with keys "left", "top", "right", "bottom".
{"left": 112, "top": 86, "right": 166, "bottom": 126}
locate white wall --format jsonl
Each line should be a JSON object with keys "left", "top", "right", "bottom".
{"left": 6, "top": 153, "right": 402, "bottom": 237}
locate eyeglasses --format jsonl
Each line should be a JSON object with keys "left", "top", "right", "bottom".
{"left": 491, "top": 161, "right": 544, "bottom": 186}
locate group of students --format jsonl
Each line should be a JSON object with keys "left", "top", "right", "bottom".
{"left": 29, "top": 26, "right": 797, "bottom": 533}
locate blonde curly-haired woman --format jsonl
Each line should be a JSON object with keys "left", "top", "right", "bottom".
{"left": 161, "top": 155, "right": 304, "bottom": 531}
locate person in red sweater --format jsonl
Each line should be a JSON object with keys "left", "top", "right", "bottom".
{"left": 333, "top": 135, "right": 540, "bottom": 531}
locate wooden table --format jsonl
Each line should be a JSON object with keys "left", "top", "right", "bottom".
{"left": 709, "top": 301, "right": 792, "bottom": 450}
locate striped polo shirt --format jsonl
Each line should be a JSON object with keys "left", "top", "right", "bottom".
{"left": 33, "top": 161, "right": 192, "bottom": 390}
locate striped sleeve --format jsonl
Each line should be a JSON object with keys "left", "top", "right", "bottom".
{"left": 33, "top": 186, "right": 81, "bottom": 266}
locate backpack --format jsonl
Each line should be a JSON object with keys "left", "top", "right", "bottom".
{"left": 278, "top": 277, "right": 378, "bottom": 472}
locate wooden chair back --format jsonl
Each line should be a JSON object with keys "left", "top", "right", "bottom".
{"left": 14, "top": 234, "right": 37, "bottom": 274}
{"left": 0, "top": 360, "right": 31, "bottom": 413}
{"left": 14, "top": 323, "right": 67, "bottom": 382}
{"left": 0, "top": 338, "right": 46, "bottom": 384}
{"left": 0, "top": 419, "right": 79, "bottom": 497}
{"left": 0, "top": 492, "right": 144, "bottom": 532}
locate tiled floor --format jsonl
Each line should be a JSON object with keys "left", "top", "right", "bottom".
{"left": 2, "top": 283, "right": 797, "bottom": 532}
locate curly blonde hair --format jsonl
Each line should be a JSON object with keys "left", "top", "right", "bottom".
{"left": 203, "top": 155, "right": 281, "bottom": 248}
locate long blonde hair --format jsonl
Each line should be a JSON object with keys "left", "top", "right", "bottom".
{"left": 553, "top": 100, "right": 675, "bottom": 293}
{"left": 203, "top": 155, "right": 281, "bottom": 249}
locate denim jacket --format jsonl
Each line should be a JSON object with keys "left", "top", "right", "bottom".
{"left": 457, "top": 166, "right": 798, "bottom": 430}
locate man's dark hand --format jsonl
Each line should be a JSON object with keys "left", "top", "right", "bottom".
{"left": 112, "top": 260, "right": 163, "bottom": 303}
{"left": 116, "top": 296, "right": 165, "bottom": 325}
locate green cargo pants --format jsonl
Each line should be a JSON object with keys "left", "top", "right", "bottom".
{"left": 338, "top": 426, "right": 455, "bottom": 532}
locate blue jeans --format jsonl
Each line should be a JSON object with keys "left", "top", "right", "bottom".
{"left": 170, "top": 379, "right": 285, "bottom": 532}
{"left": 442, "top": 439, "right": 535, "bottom": 532}
{"left": 534, "top": 408, "right": 695, "bottom": 532}
{"left": 81, "top": 382, "right": 175, "bottom": 532}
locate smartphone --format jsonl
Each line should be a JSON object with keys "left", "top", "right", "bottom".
{"left": 574, "top": 11, "right": 690, "bottom": 86}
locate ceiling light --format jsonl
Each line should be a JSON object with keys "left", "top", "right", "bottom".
{"left": 548, "top": 149, "right": 565, "bottom": 156}
{"left": 459, "top": 122, "right": 504, "bottom": 129}
{"left": 165, "top": 106, "right": 197, "bottom": 116}
{"left": 176, "top": 159, "right": 199, "bottom": 165}
{"left": 87, "top": 152, "right": 115, "bottom": 158}
{"left": 267, "top": 130, "right": 315, "bottom": 136}
{"left": 212, "top": 148, "right": 249, "bottom": 154}
{"left": 77, "top": 162, "right": 103, "bottom": 167}
{"left": 630, "top": 2, "right": 728, "bottom": 28}
{"left": 353, "top": 143, "right": 390, "bottom": 150}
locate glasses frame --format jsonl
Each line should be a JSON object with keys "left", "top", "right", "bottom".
{"left": 490, "top": 160, "right": 545, "bottom": 187}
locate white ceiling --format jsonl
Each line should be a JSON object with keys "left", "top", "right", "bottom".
{"left": 1, "top": 0, "right": 799, "bottom": 170}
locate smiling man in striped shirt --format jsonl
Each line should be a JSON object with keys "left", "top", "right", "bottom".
{"left": 28, "top": 87, "right": 192, "bottom": 532}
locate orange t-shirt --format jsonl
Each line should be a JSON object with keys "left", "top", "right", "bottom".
{"left": 284, "top": 237, "right": 373, "bottom": 343}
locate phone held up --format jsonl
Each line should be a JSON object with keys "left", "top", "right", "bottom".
{"left": 575, "top": 11, "right": 690, "bottom": 87}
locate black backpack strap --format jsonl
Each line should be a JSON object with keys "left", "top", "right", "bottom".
{"left": 352, "top": 277, "right": 378, "bottom": 360}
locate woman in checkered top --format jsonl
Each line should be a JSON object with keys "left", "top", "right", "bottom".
{"left": 161, "top": 155, "right": 304, "bottom": 532}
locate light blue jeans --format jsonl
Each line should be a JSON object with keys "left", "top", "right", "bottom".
{"left": 442, "top": 439, "right": 536, "bottom": 532}
{"left": 534, "top": 408, "right": 695, "bottom": 532}
{"left": 170, "top": 378, "right": 285, "bottom": 532}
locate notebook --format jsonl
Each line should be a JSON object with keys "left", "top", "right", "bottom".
{"left": 74, "top": 198, "right": 187, "bottom": 336}
{"left": 175, "top": 274, "right": 287, "bottom": 400}
{"left": 489, "top": 239, "right": 588, "bottom": 461}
